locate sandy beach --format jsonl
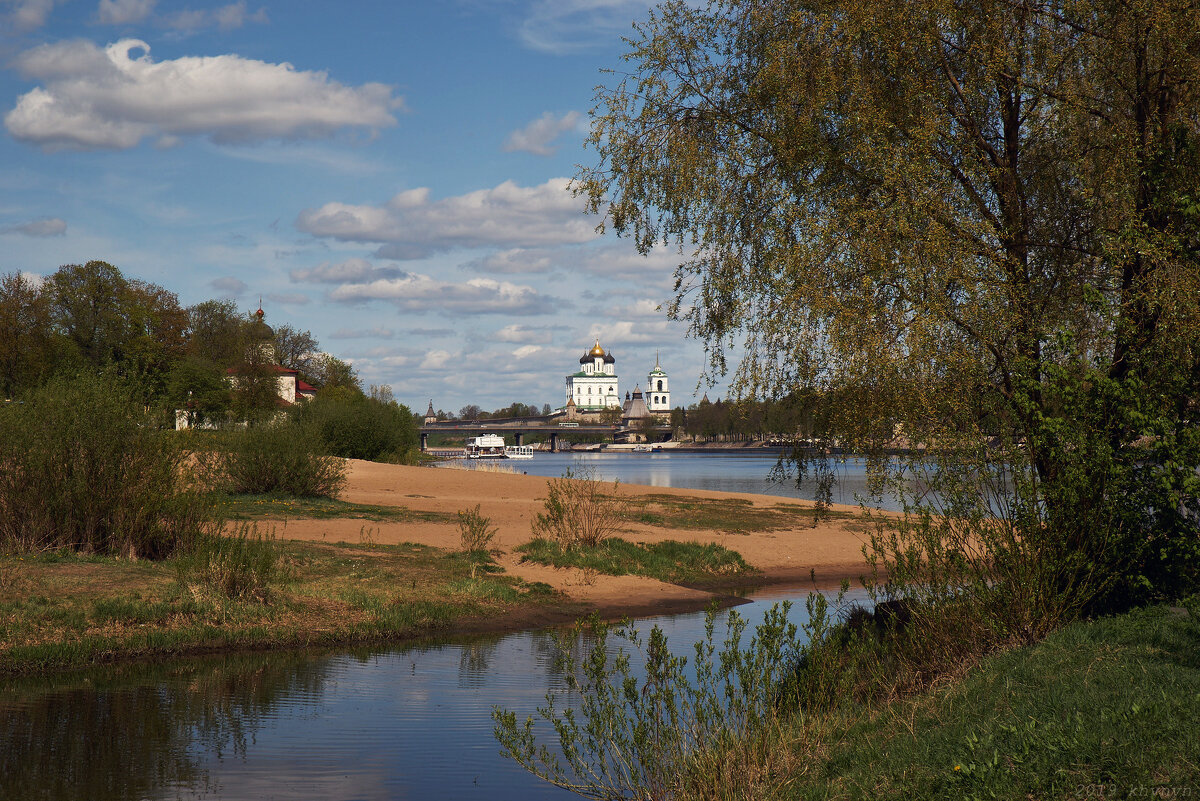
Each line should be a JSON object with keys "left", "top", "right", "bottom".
{"left": 272, "top": 459, "right": 875, "bottom": 618}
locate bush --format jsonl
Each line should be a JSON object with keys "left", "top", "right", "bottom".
{"left": 197, "top": 421, "right": 346, "bottom": 498}
{"left": 291, "top": 394, "right": 418, "bottom": 462}
{"left": 0, "top": 373, "right": 218, "bottom": 558}
{"left": 457, "top": 504, "right": 497, "bottom": 554}
{"left": 531, "top": 466, "right": 628, "bottom": 549}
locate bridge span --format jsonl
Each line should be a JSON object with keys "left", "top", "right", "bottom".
{"left": 419, "top": 417, "right": 667, "bottom": 453}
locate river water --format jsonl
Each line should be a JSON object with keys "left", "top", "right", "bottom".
{"left": 0, "top": 583, "right": 866, "bottom": 801}
{"left": 454, "top": 450, "right": 903, "bottom": 511}
{"left": 1, "top": 453, "right": 877, "bottom": 800}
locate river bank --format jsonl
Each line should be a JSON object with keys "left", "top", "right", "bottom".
{"left": 0, "top": 460, "right": 874, "bottom": 676}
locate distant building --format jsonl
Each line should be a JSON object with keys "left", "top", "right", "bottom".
{"left": 645, "top": 353, "right": 670, "bottom": 413}
{"left": 424, "top": 400, "right": 438, "bottom": 424}
{"left": 565, "top": 340, "right": 620, "bottom": 410}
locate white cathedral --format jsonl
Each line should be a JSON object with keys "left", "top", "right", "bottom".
{"left": 565, "top": 340, "right": 670, "bottom": 414}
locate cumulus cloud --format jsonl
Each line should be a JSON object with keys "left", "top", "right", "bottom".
{"left": 463, "top": 247, "right": 555, "bottom": 275}
{"left": 209, "top": 276, "right": 246, "bottom": 294}
{"left": 328, "top": 273, "right": 558, "bottom": 316}
{"left": 493, "top": 324, "right": 556, "bottom": 344}
{"left": 590, "top": 319, "right": 674, "bottom": 345}
{"left": 290, "top": 258, "right": 408, "bottom": 284}
{"left": 5, "top": 0, "right": 57, "bottom": 31}
{"left": 295, "top": 178, "right": 595, "bottom": 252}
{"left": 502, "top": 110, "right": 581, "bottom": 156}
{"left": 96, "top": 0, "right": 154, "bottom": 24}
{"left": 3, "top": 217, "right": 66, "bottom": 237}
{"left": 6, "top": 38, "right": 401, "bottom": 151}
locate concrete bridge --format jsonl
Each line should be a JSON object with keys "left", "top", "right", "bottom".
{"left": 419, "top": 416, "right": 668, "bottom": 453}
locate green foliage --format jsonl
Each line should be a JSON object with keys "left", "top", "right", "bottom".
{"left": 456, "top": 504, "right": 497, "bottom": 554}
{"left": 196, "top": 422, "right": 347, "bottom": 498}
{"left": 0, "top": 373, "right": 218, "bottom": 558}
{"left": 174, "top": 526, "right": 285, "bottom": 603}
{"left": 291, "top": 393, "right": 418, "bottom": 462}
{"left": 517, "top": 537, "right": 754, "bottom": 585}
{"left": 531, "top": 466, "right": 628, "bottom": 549}
{"left": 782, "top": 604, "right": 1200, "bottom": 800}
{"left": 494, "top": 604, "right": 803, "bottom": 800}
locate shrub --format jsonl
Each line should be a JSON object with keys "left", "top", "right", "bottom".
{"left": 0, "top": 373, "right": 218, "bottom": 558}
{"left": 531, "top": 466, "right": 628, "bottom": 549}
{"left": 197, "top": 421, "right": 346, "bottom": 498}
{"left": 291, "top": 394, "right": 418, "bottom": 462}
{"left": 457, "top": 504, "right": 497, "bottom": 554}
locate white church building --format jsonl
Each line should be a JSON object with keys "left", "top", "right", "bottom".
{"left": 564, "top": 340, "right": 671, "bottom": 415}
{"left": 566, "top": 340, "right": 620, "bottom": 410}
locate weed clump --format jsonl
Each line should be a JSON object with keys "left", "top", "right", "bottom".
{"left": 175, "top": 525, "right": 285, "bottom": 603}
{"left": 457, "top": 504, "right": 497, "bottom": 554}
{"left": 531, "top": 466, "right": 627, "bottom": 549}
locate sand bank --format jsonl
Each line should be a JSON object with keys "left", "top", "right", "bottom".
{"left": 274, "top": 460, "right": 875, "bottom": 617}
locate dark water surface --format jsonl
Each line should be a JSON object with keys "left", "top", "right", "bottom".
{"left": 0, "top": 584, "right": 866, "bottom": 801}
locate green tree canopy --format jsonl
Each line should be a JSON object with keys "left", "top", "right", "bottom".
{"left": 580, "top": 0, "right": 1200, "bottom": 612}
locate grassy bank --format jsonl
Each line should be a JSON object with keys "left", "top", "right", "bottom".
{"left": 517, "top": 536, "right": 757, "bottom": 586}
{"left": 0, "top": 538, "right": 560, "bottom": 677}
{"left": 774, "top": 602, "right": 1200, "bottom": 799}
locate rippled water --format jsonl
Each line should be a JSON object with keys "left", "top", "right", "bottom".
{"left": 0, "top": 584, "right": 867, "bottom": 801}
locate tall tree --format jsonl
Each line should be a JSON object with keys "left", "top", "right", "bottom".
{"left": 0, "top": 272, "right": 52, "bottom": 397}
{"left": 579, "top": 0, "right": 1200, "bottom": 613}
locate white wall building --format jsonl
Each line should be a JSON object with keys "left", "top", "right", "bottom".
{"left": 645, "top": 353, "right": 670, "bottom": 412}
{"left": 565, "top": 340, "right": 620, "bottom": 410}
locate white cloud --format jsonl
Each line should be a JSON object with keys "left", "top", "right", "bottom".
{"left": 210, "top": 276, "right": 246, "bottom": 294}
{"left": 290, "top": 258, "right": 408, "bottom": 284}
{"left": 590, "top": 319, "right": 674, "bottom": 345}
{"left": 329, "top": 326, "right": 395, "bottom": 339}
{"left": 96, "top": 0, "right": 154, "bottom": 24}
{"left": 295, "top": 178, "right": 596, "bottom": 252}
{"left": 420, "top": 350, "right": 452, "bottom": 370}
{"left": 3, "top": 217, "right": 66, "bottom": 237}
{"left": 328, "top": 272, "right": 558, "bottom": 315}
{"left": 502, "top": 110, "right": 581, "bottom": 156}
{"left": 4, "top": 0, "right": 57, "bottom": 31}
{"left": 463, "top": 247, "right": 555, "bottom": 275}
{"left": 493, "top": 324, "right": 555, "bottom": 344}
{"left": 611, "top": 298, "right": 665, "bottom": 319}
{"left": 6, "top": 39, "right": 401, "bottom": 151}
{"left": 165, "top": 1, "right": 267, "bottom": 32}
{"left": 518, "top": 0, "right": 652, "bottom": 54}
{"left": 512, "top": 344, "right": 543, "bottom": 359}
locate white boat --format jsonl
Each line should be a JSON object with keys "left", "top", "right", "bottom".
{"left": 466, "top": 434, "right": 507, "bottom": 459}
{"left": 466, "top": 434, "right": 534, "bottom": 459}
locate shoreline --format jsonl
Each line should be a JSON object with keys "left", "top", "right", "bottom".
{"left": 0, "top": 460, "right": 875, "bottom": 677}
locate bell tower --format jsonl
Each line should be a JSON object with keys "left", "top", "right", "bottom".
{"left": 646, "top": 352, "right": 670, "bottom": 413}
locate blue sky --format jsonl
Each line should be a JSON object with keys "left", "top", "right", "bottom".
{"left": 0, "top": 0, "right": 729, "bottom": 414}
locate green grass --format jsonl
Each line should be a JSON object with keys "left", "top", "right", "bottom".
{"left": 516, "top": 536, "right": 757, "bottom": 586}
{"left": 0, "top": 539, "right": 566, "bottom": 677}
{"left": 213, "top": 493, "right": 452, "bottom": 523}
{"left": 619, "top": 494, "right": 864, "bottom": 534}
{"left": 782, "top": 602, "right": 1200, "bottom": 800}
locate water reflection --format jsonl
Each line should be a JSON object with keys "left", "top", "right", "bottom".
{"left": 0, "top": 585, "right": 867, "bottom": 801}
{"left": 0, "top": 652, "right": 330, "bottom": 801}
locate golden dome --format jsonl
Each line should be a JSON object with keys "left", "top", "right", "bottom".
{"left": 589, "top": 339, "right": 606, "bottom": 357}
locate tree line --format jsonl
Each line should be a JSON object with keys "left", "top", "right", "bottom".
{"left": 1, "top": 260, "right": 368, "bottom": 427}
